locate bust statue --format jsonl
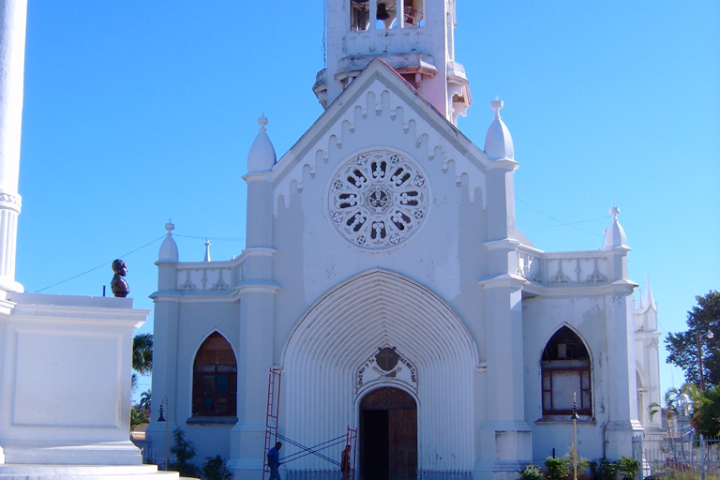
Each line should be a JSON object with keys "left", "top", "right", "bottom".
{"left": 110, "top": 259, "right": 129, "bottom": 298}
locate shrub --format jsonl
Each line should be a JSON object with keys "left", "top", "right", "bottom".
{"left": 564, "top": 451, "right": 590, "bottom": 474}
{"left": 616, "top": 456, "right": 639, "bottom": 480}
{"left": 519, "top": 464, "right": 546, "bottom": 480}
{"left": 202, "top": 455, "right": 231, "bottom": 480}
{"left": 168, "top": 428, "right": 200, "bottom": 478}
{"left": 545, "top": 456, "right": 571, "bottom": 480}
{"left": 589, "top": 459, "right": 618, "bottom": 480}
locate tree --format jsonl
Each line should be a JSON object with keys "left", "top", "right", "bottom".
{"left": 202, "top": 455, "right": 231, "bottom": 480}
{"left": 544, "top": 456, "right": 570, "bottom": 480}
{"left": 649, "top": 386, "right": 694, "bottom": 462}
{"left": 169, "top": 428, "right": 200, "bottom": 478}
{"left": 139, "top": 389, "right": 152, "bottom": 411}
{"left": 130, "top": 407, "right": 148, "bottom": 431}
{"left": 616, "top": 457, "right": 639, "bottom": 480}
{"left": 131, "top": 333, "right": 153, "bottom": 392}
{"left": 692, "top": 385, "right": 720, "bottom": 437}
{"left": 665, "top": 291, "right": 720, "bottom": 389}
{"left": 133, "top": 333, "right": 153, "bottom": 374}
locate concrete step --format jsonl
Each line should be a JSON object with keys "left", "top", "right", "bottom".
{"left": 0, "top": 464, "right": 185, "bottom": 479}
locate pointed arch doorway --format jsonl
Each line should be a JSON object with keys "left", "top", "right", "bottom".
{"left": 359, "top": 387, "right": 417, "bottom": 480}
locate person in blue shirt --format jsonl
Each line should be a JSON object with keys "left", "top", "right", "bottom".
{"left": 267, "top": 442, "right": 282, "bottom": 480}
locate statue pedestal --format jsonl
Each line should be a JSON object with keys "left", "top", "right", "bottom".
{"left": 0, "top": 293, "right": 149, "bottom": 467}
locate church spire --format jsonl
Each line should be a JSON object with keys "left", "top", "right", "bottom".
{"left": 315, "top": 0, "right": 471, "bottom": 124}
{"left": 645, "top": 276, "right": 657, "bottom": 312}
{"left": 204, "top": 239, "right": 211, "bottom": 262}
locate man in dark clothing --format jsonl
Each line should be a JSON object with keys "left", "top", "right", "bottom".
{"left": 267, "top": 442, "right": 282, "bottom": 480}
{"left": 340, "top": 445, "right": 352, "bottom": 480}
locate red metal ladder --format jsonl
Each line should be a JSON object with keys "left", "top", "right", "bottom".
{"left": 261, "top": 368, "right": 358, "bottom": 479}
{"left": 262, "top": 369, "right": 281, "bottom": 480}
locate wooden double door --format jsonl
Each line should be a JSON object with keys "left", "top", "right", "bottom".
{"left": 359, "top": 387, "right": 417, "bottom": 480}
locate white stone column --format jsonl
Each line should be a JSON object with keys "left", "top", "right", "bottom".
{"left": 0, "top": 0, "right": 27, "bottom": 294}
{"left": 476, "top": 162, "right": 532, "bottom": 480}
{"left": 145, "top": 296, "right": 180, "bottom": 466}
{"left": 229, "top": 169, "right": 278, "bottom": 480}
{"left": 604, "top": 285, "right": 644, "bottom": 458}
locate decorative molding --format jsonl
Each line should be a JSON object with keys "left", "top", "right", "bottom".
{"left": 209, "top": 270, "right": 230, "bottom": 291}
{"left": 478, "top": 273, "right": 528, "bottom": 290}
{"left": 235, "top": 280, "right": 280, "bottom": 295}
{"left": 282, "top": 269, "right": 477, "bottom": 471}
{"left": 240, "top": 247, "right": 277, "bottom": 258}
{"left": 242, "top": 171, "right": 273, "bottom": 183}
{"left": 0, "top": 192, "right": 22, "bottom": 213}
{"left": 549, "top": 266, "right": 571, "bottom": 284}
{"left": 272, "top": 75, "right": 489, "bottom": 216}
{"left": 485, "top": 238, "right": 521, "bottom": 251}
{"left": 356, "top": 345, "right": 418, "bottom": 394}
{"left": 327, "top": 149, "right": 429, "bottom": 251}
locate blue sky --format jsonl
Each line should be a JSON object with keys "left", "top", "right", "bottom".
{"left": 17, "top": 1, "right": 719, "bottom": 401}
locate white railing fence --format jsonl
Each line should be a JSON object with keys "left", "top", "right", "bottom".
{"left": 644, "top": 435, "right": 720, "bottom": 479}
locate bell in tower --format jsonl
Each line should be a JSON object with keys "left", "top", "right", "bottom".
{"left": 313, "top": 0, "right": 471, "bottom": 125}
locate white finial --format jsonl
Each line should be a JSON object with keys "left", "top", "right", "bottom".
{"left": 490, "top": 97, "right": 503, "bottom": 119}
{"left": 258, "top": 114, "right": 268, "bottom": 132}
{"left": 204, "top": 238, "right": 211, "bottom": 262}
{"left": 159, "top": 220, "right": 179, "bottom": 261}
{"left": 247, "top": 114, "right": 277, "bottom": 172}
{"left": 603, "top": 204, "right": 628, "bottom": 250}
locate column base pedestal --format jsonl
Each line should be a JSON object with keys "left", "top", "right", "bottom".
{"left": 1, "top": 442, "right": 142, "bottom": 466}
{"left": 476, "top": 421, "right": 533, "bottom": 480}
{"left": 228, "top": 422, "right": 265, "bottom": 480}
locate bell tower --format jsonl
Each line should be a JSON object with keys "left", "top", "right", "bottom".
{"left": 313, "top": 0, "right": 471, "bottom": 125}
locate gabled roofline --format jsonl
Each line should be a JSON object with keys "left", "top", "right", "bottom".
{"left": 271, "top": 58, "right": 489, "bottom": 184}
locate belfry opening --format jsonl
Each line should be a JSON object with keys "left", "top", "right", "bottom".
{"left": 359, "top": 387, "right": 418, "bottom": 480}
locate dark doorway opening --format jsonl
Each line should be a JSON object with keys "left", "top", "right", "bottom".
{"left": 359, "top": 387, "right": 417, "bottom": 480}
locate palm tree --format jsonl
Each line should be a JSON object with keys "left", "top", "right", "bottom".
{"left": 132, "top": 333, "right": 153, "bottom": 374}
{"left": 130, "top": 407, "right": 149, "bottom": 431}
{"left": 139, "top": 389, "right": 152, "bottom": 412}
{"left": 131, "top": 333, "right": 152, "bottom": 393}
{"left": 650, "top": 387, "right": 682, "bottom": 461}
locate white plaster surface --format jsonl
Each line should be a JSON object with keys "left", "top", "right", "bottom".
{"left": 147, "top": 3, "right": 660, "bottom": 478}
{"left": 0, "top": 293, "right": 149, "bottom": 465}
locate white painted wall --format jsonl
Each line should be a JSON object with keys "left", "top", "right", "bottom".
{"left": 149, "top": 41, "right": 657, "bottom": 480}
{"left": 0, "top": 293, "right": 148, "bottom": 465}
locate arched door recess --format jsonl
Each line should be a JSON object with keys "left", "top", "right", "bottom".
{"left": 282, "top": 269, "right": 478, "bottom": 473}
{"left": 360, "top": 387, "right": 417, "bottom": 480}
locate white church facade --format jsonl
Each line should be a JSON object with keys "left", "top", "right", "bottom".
{"left": 147, "top": 1, "right": 662, "bottom": 479}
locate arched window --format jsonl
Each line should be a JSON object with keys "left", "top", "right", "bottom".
{"left": 541, "top": 327, "right": 592, "bottom": 416}
{"left": 192, "top": 332, "right": 237, "bottom": 417}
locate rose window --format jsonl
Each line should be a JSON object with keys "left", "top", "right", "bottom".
{"left": 328, "top": 150, "right": 429, "bottom": 250}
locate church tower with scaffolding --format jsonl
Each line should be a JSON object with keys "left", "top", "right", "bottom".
{"left": 147, "top": 1, "right": 661, "bottom": 479}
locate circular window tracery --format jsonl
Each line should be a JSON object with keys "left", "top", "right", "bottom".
{"left": 328, "top": 150, "right": 429, "bottom": 250}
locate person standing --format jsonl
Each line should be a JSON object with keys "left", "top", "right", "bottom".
{"left": 340, "top": 445, "right": 352, "bottom": 480}
{"left": 267, "top": 442, "right": 282, "bottom": 480}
